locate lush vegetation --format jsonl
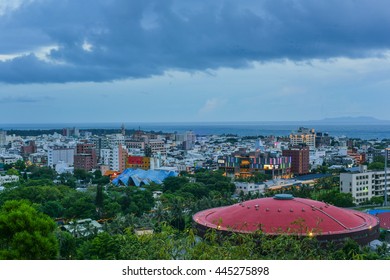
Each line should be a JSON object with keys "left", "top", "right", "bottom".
{"left": 265, "top": 176, "right": 355, "bottom": 208}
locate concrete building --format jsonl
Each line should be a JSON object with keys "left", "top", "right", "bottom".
{"left": 0, "top": 175, "right": 19, "bottom": 185}
{"left": 218, "top": 150, "right": 291, "bottom": 179}
{"left": 99, "top": 145, "right": 128, "bottom": 172}
{"left": 107, "top": 134, "right": 125, "bottom": 148}
{"left": 109, "top": 145, "right": 127, "bottom": 172}
{"left": 290, "top": 127, "right": 316, "bottom": 149}
{"left": 29, "top": 152, "right": 47, "bottom": 166}
{"left": 282, "top": 146, "right": 310, "bottom": 175}
{"left": 148, "top": 139, "right": 166, "bottom": 155}
{"left": 125, "top": 140, "right": 145, "bottom": 150}
{"left": 62, "top": 127, "right": 80, "bottom": 137}
{"left": 74, "top": 142, "right": 97, "bottom": 171}
{"left": 48, "top": 146, "right": 75, "bottom": 168}
{"left": 99, "top": 148, "right": 111, "bottom": 166}
{"left": 0, "top": 155, "right": 22, "bottom": 165}
{"left": 315, "top": 131, "right": 331, "bottom": 147}
{"left": 340, "top": 165, "right": 390, "bottom": 205}
{"left": 55, "top": 161, "right": 74, "bottom": 174}
{"left": 126, "top": 156, "right": 161, "bottom": 170}
{"left": 21, "top": 140, "right": 37, "bottom": 159}
{"left": 176, "top": 131, "right": 196, "bottom": 150}
{"left": 235, "top": 182, "right": 266, "bottom": 195}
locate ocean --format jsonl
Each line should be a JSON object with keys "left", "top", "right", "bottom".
{"left": 2, "top": 122, "right": 390, "bottom": 140}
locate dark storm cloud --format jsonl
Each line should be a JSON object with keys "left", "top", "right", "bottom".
{"left": 0, "top": 0, "right": 389, "bottom": 83}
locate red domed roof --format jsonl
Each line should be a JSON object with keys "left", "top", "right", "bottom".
{"left": 193, "top": 195, "right": 379, "bottom": 237}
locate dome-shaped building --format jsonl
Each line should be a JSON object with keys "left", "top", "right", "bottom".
{"left": 193, "top": 194, "right": 380, "bottom": 244}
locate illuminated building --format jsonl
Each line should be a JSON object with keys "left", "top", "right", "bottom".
{"left": 282, "top": 146, "right": 310, "bottom": 175}
{"left": 290, "top": 127, "right": 316, "bottom": 149}
{"left": 218, "top": 150, "right": 291, "bottom": 179}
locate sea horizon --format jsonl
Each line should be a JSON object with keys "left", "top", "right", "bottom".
{"left": 1, "top": 122, "right": 390, "bottom": 140}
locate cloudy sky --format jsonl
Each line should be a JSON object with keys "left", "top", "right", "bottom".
{"left": 0, "top": 0, "right": 390, "bottom": 124}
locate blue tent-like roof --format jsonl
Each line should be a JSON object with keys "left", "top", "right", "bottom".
{"left": 112, "top": 168, "right": 178, "bottom": 187}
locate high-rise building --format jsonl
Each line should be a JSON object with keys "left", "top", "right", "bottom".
{"left": 74, "top": 142, "right": 97, "bottom": 171}
{"left": 282, "top": 146, "right": 310, "bottom": 175}
{"left": 289, "top": 127, "right": 316, "bottom": 149}
{"left": 62, "top": 127, "right": 80, "bottom": 137}
{"left": 176, "top": 131, "right": 196, "bottom": 150}
{"left": 99, "top": 145, "right": 128, "bottom": 172}
{"left": 110, "top": 145, "right": 127, "bottom": 172}
{"left": 48, "top": 146, "right": 75, "bottom": 168}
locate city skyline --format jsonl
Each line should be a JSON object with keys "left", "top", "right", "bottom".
{"left": 1, "top": 0, "right": 390, "bottom": 123}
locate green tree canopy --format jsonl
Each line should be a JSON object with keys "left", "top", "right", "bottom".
{"left": 0, "top": 200, "right": 59, "bottom": 259}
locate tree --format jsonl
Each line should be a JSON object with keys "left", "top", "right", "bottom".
{"left": 6, "top": 168, "right": 19, "bottom": 176}
{"left": 162, "top": 176, "right": 189, "bottom": 193}
{"left": 14, "top": 160, "right": 26, "bottom": 171}
{"left": 368, "top": 162, "right": 385, "bottom": 171}
{"left": 0, "top": 200, "right": 59, "bottom": 259}
{"left": 74, "top": 169, "right": 93, "bottom": 181}
{"left": 28, "top": 166, "right": 57, "bottom": 180}
{"left": 95, "top": 185, "right": 104, "bottom": 218}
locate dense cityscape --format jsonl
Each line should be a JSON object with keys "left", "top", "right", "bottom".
{"left": 1, "top": 2, "right": 390, "bottom": 274}
{"left": 0, "top": 125, "right": 389, "bottom": 260}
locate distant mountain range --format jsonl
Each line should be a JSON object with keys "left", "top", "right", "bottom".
{"left": 305, "top": 116, "right": 390, "bottom": 125}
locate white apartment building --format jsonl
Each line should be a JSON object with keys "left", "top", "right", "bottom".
{"left": 235, "top": 182, "right": 266, "bottom": 195}
{"left": 340, "top": 165, "right": 390, "bottom": 205}
{"left": 47, "top": 146, "right": 75, "bottom": 168}
{"left": 107, "top": 134, "right": 125, "bottom": 148}
{"left": 100, "top": 146, "right": 128, "bottom": 172}
{"left": 100, "top": 148, "right": 111, "bottom": 166}
{"left": 0, "top": 175, "right": 19, "bottom": 185}
{"left": 0, "top": 155, "right": 22, "bottom": 165}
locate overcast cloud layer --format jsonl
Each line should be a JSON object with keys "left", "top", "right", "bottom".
{"left": 1, "top": 0, "right": 390, "bottom": 83}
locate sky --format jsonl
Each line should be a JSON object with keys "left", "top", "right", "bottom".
{"left": 0, "top": 0, "right": 390, "bottom": 124}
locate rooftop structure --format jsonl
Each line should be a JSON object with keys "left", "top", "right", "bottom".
{"left": 193, "top": 195, "right": 380, "bottom": 245}
{"left": 112, "top": 168, "right": 178, "bottom": 187}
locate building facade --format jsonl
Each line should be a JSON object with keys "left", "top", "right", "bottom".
{"left": 74, "top": 142, "right": 97, "bottom": 171}
{"left": 48, "top": 146, "right": 75, "bottom": 168}
{"left": 282, "top": 146, "right": 310, "bottom": 175}
{"left": 218, "top": 153, "right": 291, "bottom": 178}
{"left": 290, "top": 127, "right": 316, "bottom": 149}
{"left": 340, "top": 165, "right": 390, "bottom": 205}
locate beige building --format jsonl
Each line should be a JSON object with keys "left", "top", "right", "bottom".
{"left": 289, "top": 127, "right": 316, "bottom": 149}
